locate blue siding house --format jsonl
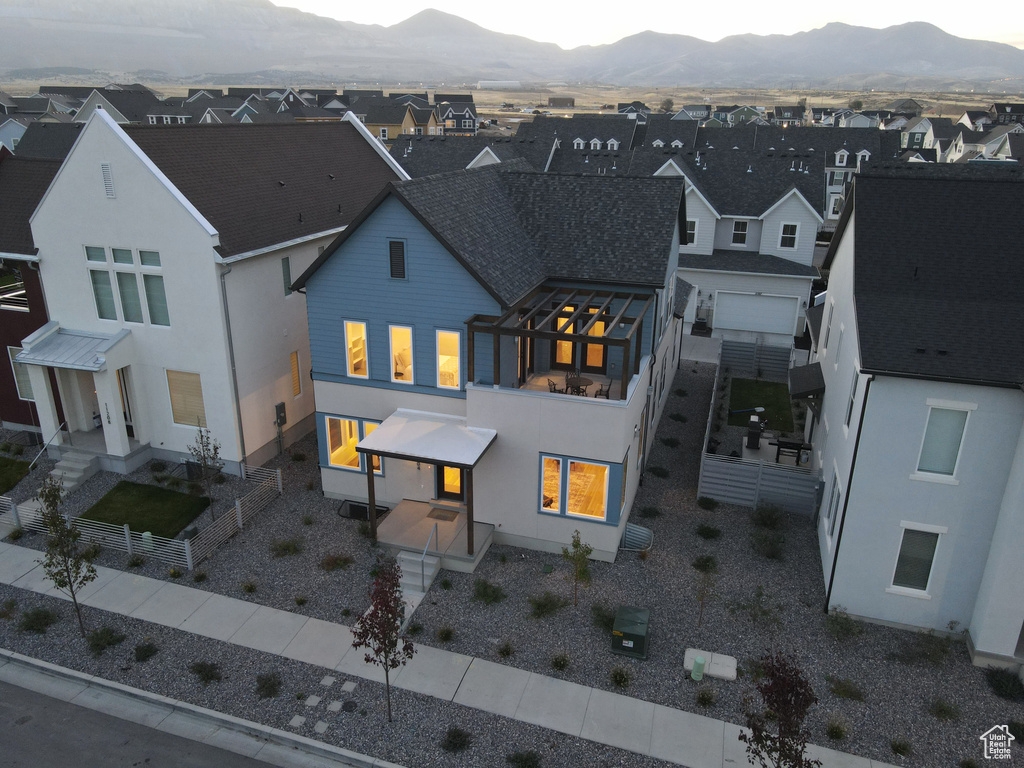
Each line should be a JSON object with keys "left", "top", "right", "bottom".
{"left": 294, "top": 166, "right": 686, "bottom": 565}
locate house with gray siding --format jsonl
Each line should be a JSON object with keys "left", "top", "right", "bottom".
{"left": 293, "top": 167, "right": 686, "bottom": 565}
{"left": 798, "top": 164, "right": 1024, "bottom": 668}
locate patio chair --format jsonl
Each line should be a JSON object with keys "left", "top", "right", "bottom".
{"left": 593, "top": 381, "right": 610, "bottom": 399}
{"left": 547, "top": 378, "right": 564, "bottom": 394}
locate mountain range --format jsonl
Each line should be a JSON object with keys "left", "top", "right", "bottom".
{"left": 1, "top": 0, "right": 1023, "bottom": 89}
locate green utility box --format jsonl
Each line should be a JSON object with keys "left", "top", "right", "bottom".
{"left": 611, "top": 606, "right": 650, "bottom": 659}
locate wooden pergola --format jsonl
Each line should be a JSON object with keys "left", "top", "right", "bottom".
{"left": 466, "top": 284, "right": 656, "bottom": 400}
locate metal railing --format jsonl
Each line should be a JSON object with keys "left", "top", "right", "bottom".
{"left": 28, "top": 421, "right": 67, "bottom": 472}
{"left": 418, "top": 523, "right": 438, "bottom": 592}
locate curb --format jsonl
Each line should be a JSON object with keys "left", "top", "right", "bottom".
{"left": 0, "top": 648, "right": 405, "bottom": 768}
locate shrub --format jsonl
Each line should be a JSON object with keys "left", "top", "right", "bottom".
{"left": 356, "top": 520, "right": 371, "bottom": 538}
{"left": 302, "top": 514, "right": 314, "bottom": 526}
{"left": 647, "top": 466, "right": 669, "bottom": 478}
{"left": 7, "top": 527, "right": 24, "bottom": 541}
{"left": 305, "top": 480, "right": 316, "bottom": 491}
{"left": 960, "top": 760, "right": 980, "bottom": 768}
{"left": 668, "top": 412, "right": 686, "bottom": 422}
{"left": 270, "top": 537, "right": 303, "bottom": 557}
{"left": 529, "top": 591, "right": 568, "bottom": 619}
{"left": 440, "top": 577, "right": 453, "bottom": 590}
{"left": 256, "top": 672, "right": 282, "bottom": 699}
{"left": 0, "top": 441, "right": 10, "bottom": 452}
{"left": 213, "top": 473, "right": 227, "bottom": 485}
{"left": 729, "top": 586, "right": 781, "bottom": 628}
{"left": 291, "top": 452, "right": 307, "bottom": 462}
{"left": 126, "top": 554, "right": 145, "bottom": 568}
{"left": 660, "top": 437, "right": 680, "bottom": 448}
{"left": 927, "top": 698, "right": 960, "bottom": 721}
{"left": 407, "top": 622, "right": 423, "bottom": 636}
{"left": 826, "top": 675, "right": 865, "bottom": 701}
{"left": 499, "top": 553, "right": 508, "bottom": 564}
{"left": 340, "top": 607, "right": 351, "bottom": 617}
{"left": 894, "top": 630, "right": 955, "bottom": 666}
{"left": 19, "top": 607, "right": 58, "bottom": 634}
{"left": 150, "top": 461, "right": 167, "bottom": 473}
{"left": 825, "top": 716, "right": 847, "bottom": 741}
{"left": 169, "top": 567, "right": 183, "bottom": 579}
{"left": 506, "top": 751, "right": 542, "bottom": 768}
{"left": 826, "top": 606, "right": 864, "bottom": 641}
{"left": 165, "top": 477, "right": 183, "bottom": 490}
{"left": 497, "top": 641, "right": 514, "bottom": 658}
{"left": 751, "top": 528, "right": 784, "bottom": 560}
{"left": 985, "top": 667, "right": 1024, "bottom": 701}
{"left": 675, "top": 388, "right": 688, "bottom": 397}
{"left": 187, "top": 481, "right": 203, "bottom": 496}
{"left": 551, "top": 653, "right": 570, "bottom": 672}
{"left": 437, "top": 626, "right": 455, "bottom": 642}
{"left": 638, "top": 506, "right": 661, "bottom": 519}
{"left": 87, "top": 626, "right": 126, "bottom": 657}
{"left": 134, "top": 642, "right": 159, "bottom": 662}
{"left": 0, "top": 598, "right": 15, "bottom": 619}
{"left": 692, "top": 555, "right": 717, "bottom": 574}
{"left": 190, "top": 661, "right": 222, "bottom": 686}
{"left": 610, "top": 666, "right": 631, "bottom": 689}
{"left": 1010, "top": 721, "right": 1024, "bottom": 741}
{"left": 193, "top": 571, "right": 207, "bottom": 583}
{"left": 890, "top": 738, "right": 912, "bottom": 757}
{"left": 80, "top": 542, "right": 103, "bottom": 563}
{"left": 152, "top": 474, "right": 168, "bottom": 484}
{"left": 440, "top": 726, "right": 472, "bottom": 753}
{"left": 751, "top": 504, "right": 784, "bottom": 529}
{"left": 11, "top": 445, "right": 23, "bottom": 456}
{"left": 294, "top": 596, "right": 307, "bottom": 606}
{"left": 696, "top": 496, "right": 718, "bottom": 510}
{"left": 472, "top": 578, "right": 507, "bottom": 605}
{"left": 320, "top": 552, "right": 354, "bottom": 572}
{"left": 696, "top": 524, "right": 721, "bottom": 540}
{"left": 241, "top": 580, "right": 257, "bottom": 594}
{"left": 695, "top": 686, "right": 716, "bottom": 708}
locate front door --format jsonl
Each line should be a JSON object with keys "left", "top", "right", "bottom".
{"left": 117, "top": 367, "right": 134, "bottom": 439}
{"left": 581, "top": 307, "right": 608, "bottom": 375}
{"left": 436, "top": 464, "right": 464, "bottom": 502}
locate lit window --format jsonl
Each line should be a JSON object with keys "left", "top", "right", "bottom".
{"left": 685, "top": 219, "right": 697, "bottom": 245}
{"left": 732, "top": 220, "right": 748, "bottom": 245}
{"left": 290, "top": 351, "right": 301, "bottom": 397}
{"left": 585, "top": 308, "right": 605, "bottom": 370}
{"left": 780, "top": 223, "right": 798, "bottom": 249}
{"left": 541, "top": 456, "right": 562, "bottom": 511}
{"left": 346, "top": 321, "right": 368, "bottom": 378}
{"left": 892, "top": 528, "right": 939, "bottom": 591}
{"left": 390, "top": 326, "right": 413, "bottom": 383}
{"left": 566, "top": 461, "right": 608, "bottom": 520}
{"left": 917, "top": 408, "right": 968, "bottom": 476}
{"left": 326, "top": 417, "right": 360, "bottom": 469}
{"left": 437, "top": 465, "right": 463, "bottom": 500}
{"left": 166, "top": 370, "right": 206, "bottom": 427}
{"left": 437, "top": 330, "right": 460, "bottom": 389}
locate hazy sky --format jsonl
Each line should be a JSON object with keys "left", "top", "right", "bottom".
{"left": 269, "top": 1, "right": 1023, "bottom": 50}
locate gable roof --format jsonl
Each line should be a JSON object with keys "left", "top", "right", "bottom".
{"left": 389, "top": 134, "right": 554, "bottom": 177}
{"left": 0, "top": 156, "right": 63, "bottom": 255}
{"left": 828, "top": 163, "right": 1024, "bottom": 386}
{"left": 122, "top": 122, "right": 401, "bottom": 259}
{"left": 12, "top": 122, "right": 83, "bottom": 160}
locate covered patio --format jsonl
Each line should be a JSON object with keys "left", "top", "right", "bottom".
{"left": 356, "top": 409, "right": 497, "bottom": 559}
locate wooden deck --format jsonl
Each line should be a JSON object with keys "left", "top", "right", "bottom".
{"left": 520, "top": 372, "right": 622, "bottom": 400}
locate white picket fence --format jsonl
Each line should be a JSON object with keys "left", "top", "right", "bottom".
{"left": 0, "top": 463, "right": 282, "bottom": 570}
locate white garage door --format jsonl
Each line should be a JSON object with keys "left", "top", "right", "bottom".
{"left": 715, "top": 292, "right": 798, "bottom": 336}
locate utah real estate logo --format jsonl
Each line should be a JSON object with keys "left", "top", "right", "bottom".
{"left": 979, "top": 725, "right": 1015, "bottom": 760}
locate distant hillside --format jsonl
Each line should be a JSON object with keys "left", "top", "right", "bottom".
{"left": 0, "top": 1, "right": 1022, "bottom": 88}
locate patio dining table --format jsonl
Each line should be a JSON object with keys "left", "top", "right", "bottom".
{"left": 565, "top": 375, "right": 593, "bottom": 396}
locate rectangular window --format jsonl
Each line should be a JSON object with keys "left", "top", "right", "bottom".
{"left": 388, "top": 240, "right": 406, "bottom": 279}
{"left": 90, "top": 270, "right": 117, "bottom": 320}
{"left": 290, "top": 351, "right": 301, "bottom": 397}
{"left": 462, "top": 119, "right": 474, "bottom": 128}
{"left": 844, "top": 370, "right": 858, "bottom": 427}
{"left": 86, "top": 246, "right": 106, "bottom": 262}
{"left": 732, "top": 220, "right": 748, "bottom": 245}
{"left": 685, "top": 219, "right": 697, "bottom": 245}
{"left": 364, "top": 421, "right": 381, "bottom": 473}
{"left": 823, "top": 302, "right": 834, "bottom": 349}
{"left": 834, "top": 328, "right": 843, "bottom": 365}
{"left": 345, "top": 321, "right": 368, "bottom": 378}
{"left": 780, "top": 223, "right": 798, "bottom": 249}
{"left": 437, "top": 330, "right": 460, "bottom": 389}
{"left": 166, "top": 370, "right": 206, "bottom": 427}
{"left": 436, "top": 465, "right": 464, "bottom": 500}
{"left": 112, "top": 248, "right": 133, "bottom": 265}
{"left": 7, "top": 347, "right": 33, "bottom": 401}
{"left": 825, "top": 472, "right": 842, "bottom": 537}
{"left": 143, "top": 274, "right": 170, "bottom": 326}
{"left": 379, "top": 127, "right": 388, "bottom": 140}
{"left": 917, "top": 408, "right": 968, "bottom": 475}
{"left": 892, "top": 528, "right": 939, "bottom": 591}
{"left": 282, "top": 257, "right": 292, "bottom": 296}
{"left": 541, "top": 456, "right": 562, "bottom": 512}
{"left": 326, "top": 417, "right": 360, "bottom": 469}
{"left": 566, "top": 460, "right": 609, "bottom": 520}
{"left": 116, "top": 272, "right": 143, "bottom": 323}
{"left": 390, "top": 326, "right": 413, "bottom": 383}
{"left": 139, "top": 250, "right": 161, "bottom": 267}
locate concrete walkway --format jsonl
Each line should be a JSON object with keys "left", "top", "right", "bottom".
{"left": 0, "top": 541, "right": 896, "bottom": 768}
{"left": 677, "top": 334, "right": 721, "bottom": 364}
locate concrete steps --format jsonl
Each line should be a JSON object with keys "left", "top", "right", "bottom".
{"left": 395, "top": 551, "right": 441, "bottom": 631}
{"left": 50, "top": 451, "right": 99, "bottom": 494}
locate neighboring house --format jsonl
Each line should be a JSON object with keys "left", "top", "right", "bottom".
{"left": 0, "top": 116, "right": 31, "bottom": 152}
{"left": 18, "top": 111, "right": 404, "bottom": 474}
{"left": 408, "top": 107, "right": 440, "bottom": 136}
{"left": 772, "top": 106, "right": 805, "bottom": 127}
{"left": 10, "top": 122, "right": 84, "bottom": 160}
{"left": 676, "top": 105, "right": 710, "bottom": 120}
{"left": 885, "top": 98, "right": 924, "bottom": 116}
{"left": 360, "top": 100, "right": 416, "bottom": 142}
{"left": 437, "top": 102, "right": 478, "bottom": 136}
{"left": 800, "top": 164, "right": 1024, "bottom": 667}
{"left": 724, "top": 106, "right": 761, "bottom": 126}
{"left": 989, "top": 103, "right": 1024, "bottom": 125}
{"left": 957, "top": 110, "right": 992, "bottom": 131}
{"left": 292, "top": 166, "right": 686, "bottom": 562}
{"left": 838, "top": 113, "right": 878, "bottom": 129}
{"left": 74, "top": 87, "right": 164, "bottom": 124}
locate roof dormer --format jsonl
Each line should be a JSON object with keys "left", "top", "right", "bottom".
{"left": 671, "top": 139, "right": 684, "bottom": 148}
{"left": 573, "top": 138, "right": 585, "bottom": 150}
{"left": 835, "top": 149, "right": 849, "bottom": 166}
{"left": 590, "top": 138, "right": 602, "bottom": 150}
{"left": 607, "top": 138, "right": 620, "bottom": 150}
{"left": 652, "top": 139, "right": 665, "bottom": 148}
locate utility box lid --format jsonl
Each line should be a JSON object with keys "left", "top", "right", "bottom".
{"left": 611, "top": 606, "right": 650, "bottom": 659}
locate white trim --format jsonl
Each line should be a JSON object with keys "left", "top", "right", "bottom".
{"left": 436, "top": 329, "right": 461, "bottom": 390}
{"left": 342, "top": 111, "right": 411, "bottom": 180}
{"left": 7, "top": 346, "right": 34, "bottom": 401}
{"left": 778, "top": 221, "right": 799, "bottom": 250}
{"left": 684, "top": 218, "right": 698, "bottom": 246}
{"left": 539, "top": 455, "right": 564, "bottom": 513}
{"left": 219, "top": 226, "right": 347, "bottom": 265}
{"left": 908, "top": 472, "right": 960, "bottom": 486}
{"left": 653, "top": 158, "right": 686, "bottom": 177}
{"left": 758, "top": 187, "right": 825, "bottom": 224}
{"left": 681, "top": 177, "right": 721, "bottom": 218}
{"left": 466, "top": 146, "right": 502, "bottom": 169}
{"left": 899, "top": 520, "right": 948, "bottom": 535}
{"left": 913, "top": 404, "right": 970, "bottom": 479}
{"left": 675, "top": 266, "right": 816, "bottom": 280}
{"left": 925, "top": 398, "right": 978, "bottom": 411}
{"left": 887, "top": 523, "right": 945, "bottom": 597}
{"left": 885, "top": 586, "right": 933, "bottom": 600}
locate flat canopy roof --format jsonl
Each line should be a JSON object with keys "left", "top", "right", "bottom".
{"left": 789, "top": 361, "right": 826, "bottom": 399}
{"left": 355, "top": 409, "right": 497, "bottom": 469}
{"left": 16, "top": 324, "right": 130, "bottom": 371}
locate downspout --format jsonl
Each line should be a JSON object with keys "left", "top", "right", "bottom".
{"left": 219, "top": 266, "right": 247, "bottom": 466}
{"left": 824, "top": 373, "right": 874, "bottom": 611}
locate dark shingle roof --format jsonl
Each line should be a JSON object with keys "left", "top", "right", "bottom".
{"left": 360, "top": 101, "right": 410, "bottom": 125}
{"left": 12, "top": 122, "right": 83, "bottom": 160}
{"left": 678, "top": 250, "right": 818, "bottom": 277}
{"left": 388, "top": 135, "right": 553, "bottom": 177}
{"left": 674, "top": 277, "right": 693, "bottom": 318}
{"left": 124, "top": 123, "right": 400, "bottom": 258}
{"left": 0, "top": 156, "right": 62, "bottom": 254}
{"left": 94, "top": 90, "right": 163, "bottom": 122}
{"left": 838, "top": 164, "right": 1024, "bottom": 385}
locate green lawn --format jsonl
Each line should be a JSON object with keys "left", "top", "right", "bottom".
{"left": 0, "top": 456, "right": 30, "bottom": 496}
{"left": 80, "top": 481, "right": 208, "bottom": 538}
{"left": 727, "top": 378, "right": 795, "bottom": 431}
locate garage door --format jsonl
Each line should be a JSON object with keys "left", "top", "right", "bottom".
{"left": 715, "top": 292, "right": 798, "bottom": 336}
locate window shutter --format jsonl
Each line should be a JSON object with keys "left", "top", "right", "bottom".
{"left": 389, "top": 241, "right": 406, "bottom": 279}
{"left": 893, "top": 529, "right": 939, "bottom": 590}
{"left": 166, "top": 370, "right": 206, "bottom": 427}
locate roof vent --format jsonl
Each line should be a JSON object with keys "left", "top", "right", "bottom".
{"left": 915, "top": 348, "right": 927, "bottom": 354}
{"left": 328, "top": 173, "right": 335, "bottom": 179}
{"left": 278, "top": 181, "right": 286, "bottom": 187}
{"left": 298, "top": 212, "right": 303, "bottom": 222}
{"left": 100, "top": 163, "right": 115, "bottom": 198}
{"left": 747, "top": 166, "right": 752, "bottom": 173}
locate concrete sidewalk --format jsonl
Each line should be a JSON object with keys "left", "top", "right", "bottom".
{"left": 0, "top": 541, "right": 896, "bottom": 768}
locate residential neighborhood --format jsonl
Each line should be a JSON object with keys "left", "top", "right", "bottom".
{"left": 1, "top": 25, "right": 1023, "bottom": 768}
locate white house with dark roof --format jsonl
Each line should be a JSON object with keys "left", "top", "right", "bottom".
{"left": 799, "top": 164, "right": 1024, "bottom": 667}
{"left": 19, "top": 110, "right": 404, "bottom": 475}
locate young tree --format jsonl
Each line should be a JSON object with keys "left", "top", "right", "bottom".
{"left": 848, "top": 99, "right": 863, "bottom": 111}
{"left": 188, "top": 422, "right": 223, "bottom": 518}
{"left": 695, "top": 571, "right": 716, "bottom": 627}
{"left": 739, "top": 652, "right": 822, "bottom": 768}
{"left": 561, "top": 529, "right": 593, "bottom": 606}
{"left": 37, "top": 475, "right": 96, "bottom": 638}
{"left": 351, "top": 557, "right": 415, "bottom": 722}
{"left": 660, "top": 98, "right": 675, "bottom": 113}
